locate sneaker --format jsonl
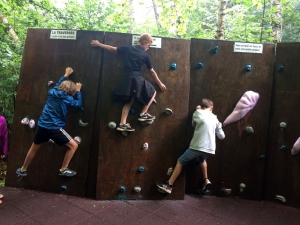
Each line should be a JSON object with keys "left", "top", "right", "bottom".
{"left": 199, "top": 180, "right": 212, "bottom": 194}
{"left": 138, "top": 113, "right": 156, "bottom": 121}
{"left": 117, "top": 123, "right": 135, "bottom": 132}
{"left": 156, "top": 181, "right": 172, "bottom": 194}
{"left": 16, "top": 168, "right": 27, "bottom": 177}
{"left": 59, "top": 168, "right": 77, "bottom": 177}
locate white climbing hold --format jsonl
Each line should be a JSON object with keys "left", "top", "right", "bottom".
{"left": 134, "top": 187, "right": 141, "bottom": 193}
{"left": 21, "top": 118, "right": 29, "bottom": 125}
{"left": 74, "top": 136, "right": 81, "bottom": 144}
{"left": 48, "top": 81, "right": 53, "bottom": 86}
{"left": 29, "top": 119, "right": 35, "bottom": 128}
{"left": 142, "top": 143, "right": 148, "bottom": 150}
{"left": 108, "top": 122, "right": 117, "bottom": 129}
{"left": 245, "top": 126, "right": 254, "bottom": 133}
{"left": 79, "top": 119, "right": 88, "bottom": 127}
{"left": 276, "top": 195, "right": 286, "bottom": 202}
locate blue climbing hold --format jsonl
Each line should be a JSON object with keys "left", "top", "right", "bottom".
{"left": 120, "top": 186, "right": 126, "bottom": 192}
{"left": 196, "top": 62, "right": 204, "bottom": 69}
{"left": 129, "top": 108, "right": 136, "bottom": 115}
{"left": 170, "top": 63, "right": 177, "bottom": 70}
{"left": 213, "top": 46, "right": 218, "bottom": 54}
{"left": 245, "top": 65, "right": 252, "bottom": 72}
{"left": 280, "top": 145, "right": 286, "bottom": 151}
{"left": 278, "top": 66, "right": 284, "bottom": 72}
{"left": 259, "top": 155, "right": 265, "bottom": 160}
{"left": 61, "top": 185, "right": 67, "bottom": 190}
{"left": 138, "top": 166, "right": 145, "bottom": 172}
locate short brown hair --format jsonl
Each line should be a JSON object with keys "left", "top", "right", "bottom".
{"left": 138, "top": 33, "right": 153, "bottom": 45}
{"left": 58, "top": 80, "right": 77, "bottom": 96}
{"left": 200, "top": 98, "right": 213, "bottom": 109}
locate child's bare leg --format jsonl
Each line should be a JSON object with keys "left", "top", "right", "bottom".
{"left": 61, "top": 140, "right": 78, "bottom": 170}
{"left": 200, "top": 161, "right": 210, "bottom": 184}
{"left": 21, "top": 143, "right": 41, "bottom": 170}
{"left": 168, "top": 160, "right": 183, "bottom": 185}
{"left": 120, "top": 97, "right": 134, "bottom": 124}
{"left": 141, "top": 91, "right": 156, "bottom": 114}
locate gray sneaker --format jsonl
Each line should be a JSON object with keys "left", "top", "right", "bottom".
{"left": 59, "top": 168, "right": 77, "bottom": 177}
{"left": 138, "top": 113, "right": 155, "bottom": 121}
{"left": 16, "top": 168, "right": 27, "bottom": 177}
{"left": 117, "top": 123, "right": 135, "bottom": 131}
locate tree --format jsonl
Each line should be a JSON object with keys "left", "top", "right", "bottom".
{"left": 215, "top": 0, "right": 227, "bottom": 39}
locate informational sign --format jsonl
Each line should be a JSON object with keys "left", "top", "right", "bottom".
{"left": 233, "top": 42, "right": 263, "bottom": 54}
{"left": 132, "top": 34, "right": 162, "bottom": 48}
{"left": 50, "top": 30, "right": 77, "bottom": 40}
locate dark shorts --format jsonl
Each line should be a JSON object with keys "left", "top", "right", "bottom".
{"left": 178, "top": 148, "right": 208, "bottom": 165}
{"left": 112, "top": 73, "right": 155, "bottom": 105}
{"left": 34, "top": 126, "right": 73, "bottom": 146}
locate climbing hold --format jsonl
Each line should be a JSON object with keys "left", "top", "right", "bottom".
{"left": 278, "top": 66, "right": 284, "bottom": 72}
{"left": 276, "top": 195, "right": 286, "bottom": 202}
{"left": 221, "top": 188, "right": 232, "bottom": 195}
{"left": 245, "top": 65, "right": 252, "bottom": 72}
{"left": 153, "top": 99, "right": 157, "bottom": 104}
{"left": 48, "top": 81, "right": 53, "bottom": 86}
{"left": 121, "top": 131, "right": 128, "bottom": 137}
{"left": 142, "top": 143, "right": 148, "bottom": 150}
{"left": 29, "top": 119, "right": 35, "bottom": 128}
{"left": 61, "top": 185, "right": 67, "bottom": 190}
{"left": 245, "top": 126, "right": 254, "bottom": 133}
{"left": 138, "top": 166, "right": 145, "bottom": 172}
{"left": 280, "top": 145, "right": 286, "bottom": 151}
{"left": 134, "top": 187, "right": 141, "bottom": 193}
{"left": 291, "top": 137, "right": 300, "bottom": 155}
{"left": 239, "top": 183, "right": 246, "bottom": 192}
{"left": 170, "top": 63, "right": 177, "bottom": 70}
{"left": 259, "top": 154, "right": 265, "bottom": 160}
{"left": 279, "top": 122, "right": 286, "bottom": 131}
{"left": 223, "top": 91, "right": 260, "bottom": 126}
{"left": 74, "top": 136, "right": 81, "bottom": 144}
{"left": 164, "top": 108, "right": 173, "bottom": 115}
{"left": 196, "top": 62, "right": 204, "bottom": 69}
{"left": 129, "top": 108, "right": 136, "bottom": 115}
{"left": 167, "top": 167, "right": 173, "bottom": 176}
{"left": 79, "top": 119, "right": 88, "bottom": 127}
{"left": 21, "top": 118, "right": 29, "bottom": 125}
{"left": 120, "top": 186, "right": 126, "bottom": 192}
{"left": 108, "top": 122, "right": 117, "bottom": 129}
{"left": 212, "top": 46, "right": 218, "bottom": 54}
{"left": 49, "top": 139, "right": 55, "bottom": 144}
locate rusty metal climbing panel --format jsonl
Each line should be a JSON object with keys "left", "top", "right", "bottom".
{"left": 95, "top": 32, "right": 190, "bottom": 200}
{"left": 263, "top": 43, "right": 300, "bottom": 208}
{"left": 186, "top": 39, "right": 275, "bottom": 200}
{"left": 5, "top": 29, "right": 104, "bottom": 197}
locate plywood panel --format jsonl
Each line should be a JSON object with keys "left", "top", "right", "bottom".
{"left": 5, "top": 29, "right": 104, "bottom": 197}
{"left": 96, "top": 33, "right": 190, "bottom": 200}
{"left": 186, "top": 39, "right": 275, "bottom": 200}
{"left": 264, "top": 43, "right": 300, "bottom": 208}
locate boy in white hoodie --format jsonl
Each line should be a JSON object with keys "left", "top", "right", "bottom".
{"left": 156, "top": 98, "right": 225, "bottom": 194}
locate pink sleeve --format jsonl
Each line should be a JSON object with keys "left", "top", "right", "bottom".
{"left": 0, "top": 116, "right": 8, "bottom": 155}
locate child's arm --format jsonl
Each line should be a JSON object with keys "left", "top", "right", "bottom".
{"left": 148, "top": 68, "right": 166, "bottom": 91}
{"left": 90, "top": 40, "right": 117, "bottom": 54}
{"left": 53, "top": 67, "right": 74, "bottom": 89}
{"left": 69, "top": 83, "right": 82, "bottom": 108}
{"left": 216, "top": 121, "right": 225, "bottom": 139}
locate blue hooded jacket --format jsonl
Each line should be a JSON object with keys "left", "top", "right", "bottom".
{"left": 38, "top": 76, "right": 82, "bottom": 129}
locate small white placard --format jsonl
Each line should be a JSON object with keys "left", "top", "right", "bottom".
{"left": 132, "top": 35, "right": 162, "bottom": 48}
{"left": 233, "top": 42, "right": 263, "bottom": 54}
{"left": 50, "top": 30, "right": 77, "bottom": 40}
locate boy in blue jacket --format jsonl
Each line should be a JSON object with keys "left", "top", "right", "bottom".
{"left": 16, "top": 67, "right": 82, "bottom": 177}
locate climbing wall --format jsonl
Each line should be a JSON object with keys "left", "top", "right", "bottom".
{"left": 263, "top": 43, "right": 300, "bottom": 208}
{"left": 5, "top": 29, "right": 104, "bottom": 197}
{"left": 186, "top": 39, "right": 275, "bottom": 200}
{"left": 95, "top": 32, "right": 190, "bottom": 200}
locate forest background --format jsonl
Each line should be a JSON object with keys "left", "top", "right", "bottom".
{"left": 0, "top": 0, "right": 298, "bottom": 177}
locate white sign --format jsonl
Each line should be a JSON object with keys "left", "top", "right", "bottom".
{"left": 233, "top": 42, "right": 263, "bottom": 54}
{"left": 50, "top": 30, "right": 77, "bottom": 40}
{"left": 132, "top": 35, "right": 162, "bottom": 48}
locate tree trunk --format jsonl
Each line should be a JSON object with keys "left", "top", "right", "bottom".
{"left": 271, "top": 0, "right": 282, "bottom": 44}
{"left": 215, "top": 0, "right": 227, "bottom": 40}
{"left": 0, "top": 12, "right": 20, "bottom": 43}
{"left": 152, "top": 0, "right": 161, "bottom": 32}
